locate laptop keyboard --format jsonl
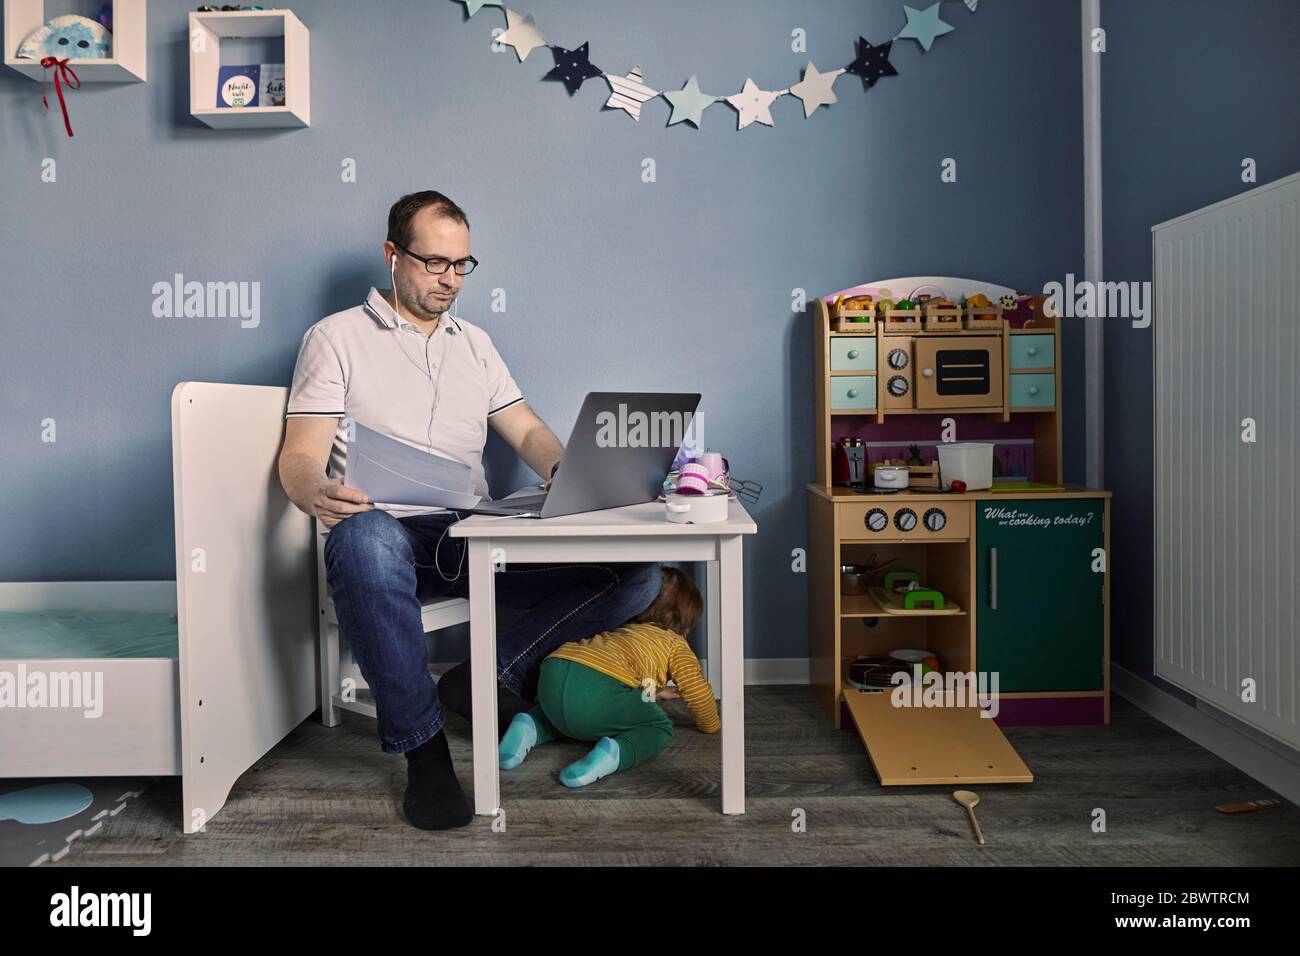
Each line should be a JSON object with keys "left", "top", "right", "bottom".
{"left": 500, "top": 493, "right": 548, "bottom": 509}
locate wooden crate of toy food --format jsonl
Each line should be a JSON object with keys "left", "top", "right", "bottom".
{"left": 962, "top": 294, "right": 1004, "bottom": 330}
{"left": 875, "top": 458, "right": 941, "bottom": 489}
{"left": 920, "top": 296, "right": 962, "bottom": 332}
{"left": 879, "top": 298, "right": 922, "bottom": 333}
{"left": 831, "top": 294, "right": 877, "bottom": 333}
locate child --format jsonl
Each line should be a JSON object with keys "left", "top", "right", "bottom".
{"left": 498, "top": 567, "right": 719, "bottom": 787}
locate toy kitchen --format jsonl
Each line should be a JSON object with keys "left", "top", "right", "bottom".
{"left": 806, "top": 276, "right": 1111, "bottom": 789}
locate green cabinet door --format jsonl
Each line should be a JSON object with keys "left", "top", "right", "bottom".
{"left": 976, "top": 499, "right": 1105, "bottom": 692}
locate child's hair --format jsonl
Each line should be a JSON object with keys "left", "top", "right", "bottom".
{"left": 631, "top": 567, "right": 704, "bottom": 636}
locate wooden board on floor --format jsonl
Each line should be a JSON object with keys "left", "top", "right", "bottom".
{"left": 843, "top": 689, "right": 1034, "bottom": 786}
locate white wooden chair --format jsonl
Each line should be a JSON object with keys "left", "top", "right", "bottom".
{"left": 315, "top": 521, "right": 470, "bottom": 725}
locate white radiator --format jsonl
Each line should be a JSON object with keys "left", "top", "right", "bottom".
{"left": 1153, "top": 171, "right": 1300, "bottom": 751}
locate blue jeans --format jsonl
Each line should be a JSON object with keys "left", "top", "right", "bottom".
{"left": 323, "top": 508, "right": 662, "bottom": 754}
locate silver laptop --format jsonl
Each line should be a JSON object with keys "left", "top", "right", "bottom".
{"left": 467, "top": 391, "right": 701, "bottom": 519}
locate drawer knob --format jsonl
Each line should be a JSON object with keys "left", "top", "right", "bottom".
{"left": 922, "top": 367, "right": 934, "bottom": 378}
{"left": 1028, "top": 385, "right": 1040, "bottom": 396}
{"left": 1027, "top": 346, "right": 1039, "bottom": 356}
{"left": 846, "top": 388, "right": 860, "bottom": 398}
{"left": 847, "top": 349, "right": 860, "bottom": 360}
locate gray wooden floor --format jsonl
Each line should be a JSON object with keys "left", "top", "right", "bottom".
{"left": 45, "top": 688, "right": 1300, "bottom": 866}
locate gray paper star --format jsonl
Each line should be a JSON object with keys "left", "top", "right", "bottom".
{"left": 789, "top": 62, "right": 840, "bottom": 118}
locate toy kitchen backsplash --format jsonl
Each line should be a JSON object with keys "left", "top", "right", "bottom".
{"left": 830, "top": 414, "right": 1039, "bottom": 482}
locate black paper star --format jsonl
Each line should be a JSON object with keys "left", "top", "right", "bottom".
{"left": 544, "top": 42, "right": 604, "bottom": 96}
{"left": 845, "top": 37, "right": 898, "bottom": 89}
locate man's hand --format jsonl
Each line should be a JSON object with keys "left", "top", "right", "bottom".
{"left": 310, "top": 479, "right": 373, "bottom": 529}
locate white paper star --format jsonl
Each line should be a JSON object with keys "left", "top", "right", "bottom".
{"left": 726, "top": 78, "right": 782, "bottom": 130}
{"left": 498, "top": 9, "right": 546, "bottom": 62}
{"left": 789, "top": 62, "right": 840, "bottom": 118}
{"left": 605, "top": 66, "right": 659, "bottom": 121}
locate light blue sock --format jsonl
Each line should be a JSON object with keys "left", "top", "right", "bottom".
{"left": 560, "top": 737, "right": 621, "bottom": 788}
{"left": 499, "top": 713, "right": 539, "bottom": 770}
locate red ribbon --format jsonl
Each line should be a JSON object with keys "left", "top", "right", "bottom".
{"left": 39, "top": 56, "right": 81, "bottom": 138}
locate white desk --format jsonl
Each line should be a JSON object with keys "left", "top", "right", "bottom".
{"left": 449, "top": 499, "right": 757, "bottom": 816}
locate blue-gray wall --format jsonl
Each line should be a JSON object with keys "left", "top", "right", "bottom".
{"left": 1100, "top": 0, "right": 1300, "bottom": 691}
{"left": 1, "top": 0, "right": 1084, "bottom": 660}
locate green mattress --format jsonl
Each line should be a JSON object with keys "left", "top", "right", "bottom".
{"left": 0, "top": 610, "right": 179, "bottom": 660}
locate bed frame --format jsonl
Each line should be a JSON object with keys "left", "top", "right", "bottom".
{"left": 0, "top": 382, "right": 318, "bottom": 835}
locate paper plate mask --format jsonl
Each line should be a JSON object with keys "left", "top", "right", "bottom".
{"left": 17, "top": 14, "right": 111, "bottom": 60}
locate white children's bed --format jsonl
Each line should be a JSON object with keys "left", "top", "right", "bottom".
{"left": 0, "top": 383, "right": 318, "bottom": 834}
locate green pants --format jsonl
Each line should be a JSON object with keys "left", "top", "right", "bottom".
{"left": 530, "top": 658, "right": 674, "bottom": 771}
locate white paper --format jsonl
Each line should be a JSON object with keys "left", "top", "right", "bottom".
{"left": 344, "top": 421, "right": 483, "bottom": 513}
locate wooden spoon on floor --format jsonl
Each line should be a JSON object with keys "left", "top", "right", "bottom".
{"left": 953, "top": 790, "right": 986, "bottom": 845}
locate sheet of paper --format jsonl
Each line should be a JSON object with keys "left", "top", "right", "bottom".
{"left": 343, "top": 421, "right": 483, "bottom": 512}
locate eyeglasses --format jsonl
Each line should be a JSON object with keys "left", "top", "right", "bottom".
{"left": 393, "top": 243, "right": 479, "bottom": 276}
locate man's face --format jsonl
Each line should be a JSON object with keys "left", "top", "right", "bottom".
{"left": 390, "top": 208, "right": 471, "bottom": 321}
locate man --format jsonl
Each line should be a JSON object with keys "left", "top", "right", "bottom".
{"left": 277, "top": 191, "right": 661, "bottom": 830}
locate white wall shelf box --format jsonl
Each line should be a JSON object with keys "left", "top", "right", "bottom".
{"left": 189, "top": 9, "right": 309, "bottom": 129}
{"left": 4, "top": 0, "right": 147, "bottom": 82}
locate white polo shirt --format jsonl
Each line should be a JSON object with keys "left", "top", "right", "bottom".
{"left": 286, "top": 286, "right": 524, "bottom": 500}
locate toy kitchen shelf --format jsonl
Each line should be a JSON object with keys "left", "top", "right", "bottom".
{"left": 806, "top": 276, "right": 1111, "bottom": 789}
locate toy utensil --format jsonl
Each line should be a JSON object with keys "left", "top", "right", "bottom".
{"left": 730, "top": 477, "right": 763, "bottom": 504}
{"left": 953, "top": 790, "right": 986, "bottom": 844}
{"left": 1215, "top": 798, "right": 1281, "bottom": 814}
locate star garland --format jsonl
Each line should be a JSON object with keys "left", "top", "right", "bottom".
{"left": 457, "top": 1, "right": 975, "bottom": 131}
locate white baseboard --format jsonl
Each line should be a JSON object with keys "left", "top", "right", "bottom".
{"left": 698, "top": 657, "right": 810, "bottom": 686}
{"left": 1111, "top": 664, "right": 1300, "bottom": 807}
{"left": 432, "top": 658, "right": 811, "bottom": 686}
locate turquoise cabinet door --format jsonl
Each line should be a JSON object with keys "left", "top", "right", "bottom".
{"left": 830, "top": 375, "right": 876, "bottom": 410}
{"left": 1009, "top": 334, "right": 1055, "bottom": 370}
{"left": 830, "top": 338, "right": 876, "bottom": 371}
{"left": 1009, "top": 373, "right": 1055, "bottom": 407}
{"left": 976, "top": 499, "right": 1104, "bottom": 692}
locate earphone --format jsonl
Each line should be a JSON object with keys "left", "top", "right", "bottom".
{"left": 415, "top": 511, "right": 530, "bottom": 583}
{"left": 390, "top": 251, "right": 458, "bottom": 322}
{"left": 389, "top": 254, "right": 399, "bottom": 313}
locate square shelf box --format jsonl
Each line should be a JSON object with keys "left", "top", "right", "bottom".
{"left": 833, "top": 309, "right": 876, "bottom": 334}
{"left": 189, "top": 9, "right": 309, "bottom": 128}
{"left": 5, "top": 0, "right": 147, "bottom": 82}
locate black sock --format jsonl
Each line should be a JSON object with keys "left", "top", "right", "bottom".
{"left": 402, "top": 729, "right": 473, "bottom": 831}
{"left": 436, "top": 662, "right": 474, "bottom": 723}
{"left": 438, "top": 661, "right": 532, "bottom": 732}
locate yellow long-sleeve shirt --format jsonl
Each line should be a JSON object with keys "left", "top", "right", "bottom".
{"left": 547, "top": 622, "right": 721, "bottom": 733}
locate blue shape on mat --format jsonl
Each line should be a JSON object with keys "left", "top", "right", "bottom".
{"left": 0, "top": 783, "right": 94, "bottom": 824}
